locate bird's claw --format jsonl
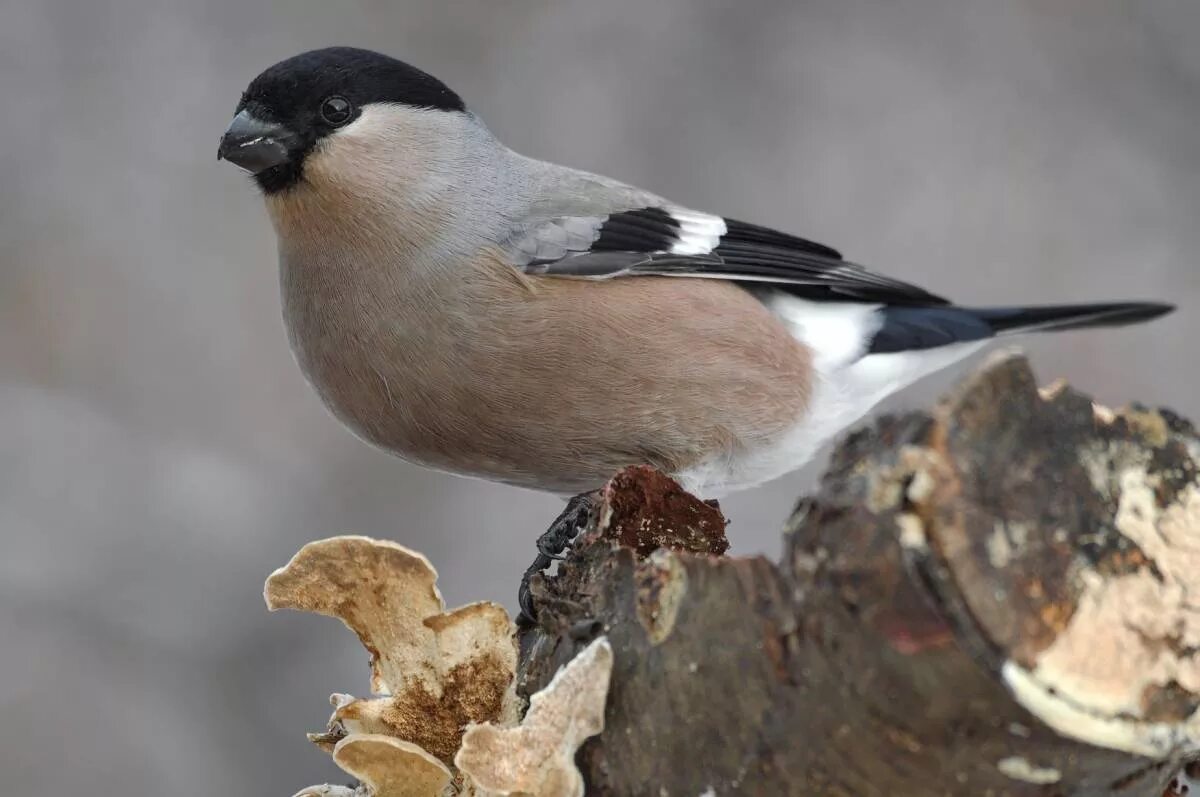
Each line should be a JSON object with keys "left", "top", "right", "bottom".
{"left": 518, "top": 556, "right": 552, "bottom": 626}
{"left": 535, "top": 527, "right": 573, "bottom": 560}
{"left": 517, "top": 492, "right": 596, "bottom": 625}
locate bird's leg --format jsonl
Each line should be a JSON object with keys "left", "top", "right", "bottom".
{"left": 518, "top": 492, "right": 596, "bottom": 624}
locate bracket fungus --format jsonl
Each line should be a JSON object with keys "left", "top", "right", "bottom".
{"left": 269, "top": 538, "right": 618, "bottom": 797}
{"left": 456, "top": 637, "right": 613, "bottom": 797}
{"left": 291, "top": 735, "right": 452, "bottom": 797}
{"left": 265, "top": 536, "right": 519, "bottom": 762}
{"left": 292, "top": 787, "right": 359, "bottom": 797}
{"left": 333, "top": 735, "right": 453, "bottom": 797}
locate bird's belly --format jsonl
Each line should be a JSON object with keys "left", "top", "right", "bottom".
{"left": 283, "top": 322, "right": 609, "bottom": 491}
{"left": 283, "top": 266, "right": 818, "bottom": 496}
{"left": 292, "top": 359, "right": 629, "bottom": 493}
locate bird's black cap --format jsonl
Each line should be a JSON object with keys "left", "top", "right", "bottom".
{"left": 238, "top": 47, "right": 465, "bottom": 122}
{"left": 221, "top": 47, "right": 465, "bottom": 193}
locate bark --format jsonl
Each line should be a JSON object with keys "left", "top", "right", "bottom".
{"left": 516, "top": 352, "right": 1200, "bottom": 797}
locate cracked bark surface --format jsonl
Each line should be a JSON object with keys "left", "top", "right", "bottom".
{"left": 517, "top": 352, "right": 1200, "bottom": 796}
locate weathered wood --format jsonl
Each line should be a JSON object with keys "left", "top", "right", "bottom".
{"left": 517, "top": 352, "right": 1200, "bottom": 796}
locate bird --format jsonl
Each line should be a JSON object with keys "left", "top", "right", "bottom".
{"left": 218, "top": 47, "right": 1174, "bottom": 619}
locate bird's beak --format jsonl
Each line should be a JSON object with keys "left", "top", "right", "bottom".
{"left": 217, "top": 110, "right": 297, "bottom": 174}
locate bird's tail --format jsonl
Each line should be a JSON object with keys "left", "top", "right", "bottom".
{"left": 865, "top": 300, "right": 1174, "bottom": 354}
{"left": 815, "top": 299, "right": 1172, "bottom": 436}
{"left": 967, "top": 301, "right": 1175, "bottom": 336}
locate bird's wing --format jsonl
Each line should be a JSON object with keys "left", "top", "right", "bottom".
{"left": 503, "top": 203, "right": 948, "bottom": 306}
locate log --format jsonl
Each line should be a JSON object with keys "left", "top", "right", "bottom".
{"left": 517, "top": 352, "right": 1200, "bottom": 796}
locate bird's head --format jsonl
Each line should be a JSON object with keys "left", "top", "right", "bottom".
{"left": 218, "top": 47, "right": 468, "bottom": 195}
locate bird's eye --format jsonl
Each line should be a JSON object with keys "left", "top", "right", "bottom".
{"left": 320, "top": 96, "right": 353, "bottom": 126}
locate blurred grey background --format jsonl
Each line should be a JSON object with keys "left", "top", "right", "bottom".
{"left": 2, "top": 0, "right": 1197, "bottom": 793}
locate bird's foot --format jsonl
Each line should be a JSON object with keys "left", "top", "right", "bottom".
{"left": 518, "top": 492, "right": 596, "bottom": 625}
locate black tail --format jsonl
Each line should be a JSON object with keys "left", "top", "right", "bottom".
{"left": 867, "top": 301, "right": 1174, "bottom": 354}
{"left": 970, "top": 301, "right": 1176, "bottom": 336}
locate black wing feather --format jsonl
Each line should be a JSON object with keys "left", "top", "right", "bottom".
{"left": 722, "top": 218, "right": 842, "bottom": 260}
{"left": 529, "top": 207, "right": 946, "bottom": 306}
{"left": 591, "top": 208, "right": 680, "bottom": 252}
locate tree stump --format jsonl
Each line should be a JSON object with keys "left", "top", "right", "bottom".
{"left": 517, "top": 352, "right": 1200, "bottom": 796}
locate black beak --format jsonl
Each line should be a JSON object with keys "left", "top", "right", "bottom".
{"left": 217, "top": 110, "right": 297, "bottom": 174}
